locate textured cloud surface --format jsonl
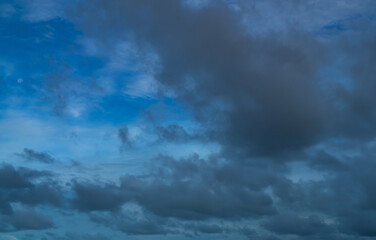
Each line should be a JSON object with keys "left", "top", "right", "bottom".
{"left": 0, "top": 0, "right": 376, "bottom": 239}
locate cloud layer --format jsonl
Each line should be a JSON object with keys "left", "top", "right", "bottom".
{"left": 1, "top": 0, "right": 376, "bottom": 239}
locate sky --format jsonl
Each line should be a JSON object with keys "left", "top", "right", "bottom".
{"left": 0, "top": 0, "right": 376, "bottom": 239}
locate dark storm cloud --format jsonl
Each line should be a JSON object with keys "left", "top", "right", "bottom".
{"left": 183, "top": 222, "right": 225, "bottom": 235}
{"left": 315, "top": 33, "right": 376, "bottom": 144}
{"left": 122, "top": 177, "right": 274, "bottom": 219}
{"left": 60, "top": 151, "right": 376, "bottom": 238}
{"left": 28, "top": 232, "right": 113, "bottom": 240}
{"left": 63, "top": 232, "right": 111, "bottom": 240}
{"left": 321, "top": 157, "right": 374, "bottom": 213}
{"left": 2, "top": 151, "right": 374, "bottom": 238}
{"left": 261, "top": 214, "right": 332, "bottom": 236}
{"left": 306, "top": 150, "right": 348, "bottom": 172}
{"left": 0, "top": 208, "right": 54, "bottom": 232}
{"left": 117, "top": 220, "right": 167, "bottom": 235}
{"left": 43, "top": 0, "right": 376, "bottom": 239}
{"left": 120, "top": 155, "right": 277, "bottom": 220}
{"left": 269, "top": 151, "right": 376, "bottom": 237}
{"left": 16, "top": 167, "right": 54, "bottom": 179}
{"left": 71, "top": 181, "right": 126, "bottom": 212}
{"left": 0, "top": 164, "right": 33, "bottom": 189}
{"left": 69, "top": 155, "right": 278, "bottom": 220}
{"left": 52, "top": 154, "right": 281, "bottom": 237}
{"left": 339, "top": 211, "right": 376, "bottom": 237}
{"left": 259, "top": 236, "right": 282, "bottom": 240}
{"left": 9, "top": 182, "right": 64, "bottom": 207}
{"left": 16, "top": 148, "right": 55, "bottom": 164}
{"left": 70, "top": 0, "right": 376, "bottom": 157}
{"left": 89, "top": 212, "right": 168, "bottom": 235}
{"left": 0, "top": 164, "right": 64, "bottom": 216}
{"left": 70, "top": 0, "right": 333, "bottom": 156}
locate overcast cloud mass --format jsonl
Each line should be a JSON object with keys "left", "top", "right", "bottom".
{"left": 0, "top": 0, "right": 376, "bottom": 239}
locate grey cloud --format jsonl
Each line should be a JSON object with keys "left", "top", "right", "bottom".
{"left": 0, "top": 208, "right": 54, "bottom": 232}
{"left": 0, "top": 164, "right": 33, "bottom": 189}
{"left": 61, "top": 154, "right": 280, "bottom": 236}
{"left": 16, "top": 167, "right": 53, "bottom": 179}
{"left": 16, "top": 148, "right": 55, "bottom": 164}
{"left": 28, "top": 232, "right": 112, "bottom": 240}
{"left": 116, "top": 219, "right": 167, "bottom": 235}
{"left": 54, "top": 0, "right": 376, "bottom": 239}
{"left": 156, "top": 124, "right": 194, "bottom": 142}
{"left": 63, "top": 232, "right": 111, "bottom": 240}
{"left": 70, "top": 0, "right": 333, "bottom": 156}
{"left": 339, "top": 211, "right": 376, "bottom": 237}
{"left": 69, "top": 154, "right": 277, "bottom": 220}
{"left": 270, "top": 153, "right": 376, "bottom": 238}
{"left": 9, "top": 182, "right": 64, "bottom": 208}
{"left": 306, "top": 150, "right": 348, "bottom": 172}
{"left": 118, "top": 221, "right": 167, "bottom": 235}
{"left": 259, "top": 236, "right": 282, "bottom": 240}
{"left": 71, "top": 181, "right": 126, "bottom": 212}
{"left": 118, "top": 126, "right": 132, "bottom": 149}
{"left": 317, "top": 157, "right": 375, "bottom": 213}
{"left": 261, "top": 214, "right": 332, "bottom": 236}
{"left": 124, "top": 178, "right": 275, "bottom": 219}
{"left": 1, "top": 150, "right": 374, "bottom": 239}
{"left": 183, "top": 222, "right": 225, "bottom": 235}
{"left": 120, "top": 155, "right": 277, "bottom": 220}
{"left": 69, "top": 0, "right": 376, "bottom": 158}
{"left": 89, "top": 212, "right": 168, "bottom": 235}
{"left": 0, "top": 164, "right": 64, "bottom": 215}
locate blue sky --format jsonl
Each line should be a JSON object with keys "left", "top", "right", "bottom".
{"left": 1, "top": 1, "right": 376, "bottom": 240}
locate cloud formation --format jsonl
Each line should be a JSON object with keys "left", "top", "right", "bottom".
{"left": 1, "top": 0, "right": 376, "bottom": 239}
{"left": 16, "top": 148, "right": 55, "bottom": 164}
{"left": 0, "top": 165, "right": 60, "bottom": 232}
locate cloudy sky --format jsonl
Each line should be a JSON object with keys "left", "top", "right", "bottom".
{"left": 0, "top": 0, "right": 376, "bottom": 239}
